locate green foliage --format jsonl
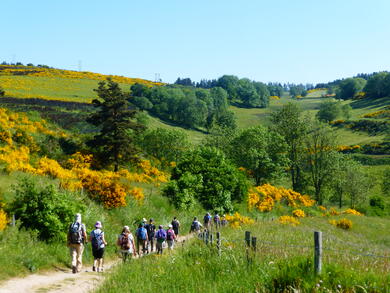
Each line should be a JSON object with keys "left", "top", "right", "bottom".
{"left": 364, "top": 71, "right": 390, "bottom": 99}
{"left": 382, "top": 167, "right": 390, "bottom": 196}
{"left": 316, "top": 100, "right": 348, "bottom": 123}
{"left": 336, "top": 77, "right": 366, "bottom": 99}
{"left": 271, "top": 103, "right": 308, "bottom": 192}
{"left": 9, "top": 178, "right": 85, "bottom": 241}
{"left": 0, "top": 86, "right": 5, "bottom": 97}
{"left": 289, "top": 84, "right": 307, "bottom": 98}
{"left": 229, "top": 125, "right": 289, "bottom": 185}
{"left": 163, "top": 147, "right": 248, "bottom": 212}
{"left": 137, "top": 128, "right": 191, "bottom": 165}
{"left": 87, "top": 78, "right": 145, "bottom": 171}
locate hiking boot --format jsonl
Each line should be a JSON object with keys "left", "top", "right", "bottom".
{"left": 92, "top": 266, "right": 96, "bottom": 272}
{"left": 72, "top": 266, "right": 77, "bottom": 274}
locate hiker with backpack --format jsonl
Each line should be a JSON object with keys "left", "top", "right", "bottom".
{"left": 166, "top": 224, "right": 176, "bottom": 250}
{"left": 145, "top": 218, "right": 156, "bottom": 253}
{"left": 221, "top": 215, "right": 228, "bottom": 227}
{"left": 67, "top": 213, "right": 88, "bottom": 274}
{"left": 155, "top": 225, "right": 167, "bottom": 254}
{"left": 171, "top": 217, "right": 180, "bottom": 238}
{"left": 190, "top": 217, "right": 202, "bottom": 233}
{"left": 213, "top": 213, "right": 221, "bottom": 230}
{"left": 90, "top": 221, "right": 107, "bottom": 272}
{"left": 135, "top": 223, "right": 148, "bottom": 256}
{"left": 117, "top": 226, "right": 136, "bottom": 262}
{"left": 203, "top": 213, "right": 212, "bottom": 230}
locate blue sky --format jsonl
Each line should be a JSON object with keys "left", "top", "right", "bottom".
{"left": 1, "top": 0, "right": 389, "bottom": 84}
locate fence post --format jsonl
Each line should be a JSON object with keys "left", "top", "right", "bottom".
{"left": 245, "top": 231, "right": 251, "bottom": 248}
{"left": 205, "top": 230, "right": 209, "bottom": 245}
{"left": 210, "top": 233, "right": 214, "bottom": 245}
{"left": 314, "top": 231, "right": 322, "bottom": 275}
{"left": 12, "top": 214, "right": 15, "bottom": 227}
{"left": 217, "top": 232, "right": 221, "bottom": 256}
{"left": 251, "top": 236, "right": 257, "bottom": 254}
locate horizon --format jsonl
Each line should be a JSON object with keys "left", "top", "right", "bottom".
{"left": 1, "top": 0, "right": 389, "bottom": 85}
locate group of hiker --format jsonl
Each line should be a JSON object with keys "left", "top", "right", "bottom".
{"left": 66, "top": 214, "right": 181, "bottom": 274}
{"left": 190, "top": 212, "right": 228, "bottom": 233}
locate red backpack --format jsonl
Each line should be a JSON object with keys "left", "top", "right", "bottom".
{"left": 120, "top": 233, "right": 131, "bottom": 250}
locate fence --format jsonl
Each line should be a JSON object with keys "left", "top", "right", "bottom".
{"left": 197, "top": 229, "right": 390, "bottom": 275}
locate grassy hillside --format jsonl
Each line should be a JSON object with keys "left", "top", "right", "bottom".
{"left": 0, "top": 65, "right": 162, "bottom": 103}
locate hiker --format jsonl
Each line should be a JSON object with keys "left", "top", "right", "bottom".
{"left": 155, "top": 225, "right": 167, "bottom": 254}
{"left": 213, "top": 213, "right": 221, "bottom": 230}
{"left": 203, "top": 212, "right": 212, "bottom": 230}
{"left": 171, "top": 216, "right": 180, "bottom": 238}
{"left": 221, "top": 215, "right": 228, "bottom": 227}
{"left": 117, "top": 226, "right": 136, "bottom": 262}
{"left": 145, "top": 218, "right": 156, "bottom": 253}
{"left": 190, "top": 217, "right": 202, "bottom": 233}
{"left": 135, "top": 223, "right": 148, "bottom": 256}
{"left": 90, "top": 221, "right": 107, "bottom": 272}
{"left": 67, "top": 213, "right": 87, "bottom": 274}
{"left": 166, "top": 224, "right": 176, "bottom": 250}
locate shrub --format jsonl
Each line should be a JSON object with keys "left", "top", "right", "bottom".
{"left": 0, "top": 86, "right": 5, "bottom": 97}
{"left": 369, "top": 196, "right": 385, "bottom": 210}
{"left": 329, "top": 218, "right": 352, "bottom": 230}
{"left": 9, "top": 178, "right": 85, "bottom": 241}
{"left": 279, "top": 215, "right": 300, "bottom": 226}
{"left": 0, "top": 209, "right": 8, "bottom": 231}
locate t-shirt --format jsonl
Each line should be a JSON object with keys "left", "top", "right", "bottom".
{"left": 118, "top": 233, "right": 134, "bottom": 253}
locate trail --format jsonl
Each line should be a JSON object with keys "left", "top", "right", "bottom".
{"left": 0, "top": 234, "right": 193, "bottom": 293}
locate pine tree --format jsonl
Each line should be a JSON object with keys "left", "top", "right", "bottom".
{"left": 87, "top": 78, "right": 145, "bottom": 171}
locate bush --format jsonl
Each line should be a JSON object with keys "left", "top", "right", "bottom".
{"left": 9, "top": 178, "right": 85, "bottom": 241}
{"left": 369, "top": 196, "right": 385, "bottom": 210}
{"left": 0, "top": 86, "right": 5, "bottom": 97}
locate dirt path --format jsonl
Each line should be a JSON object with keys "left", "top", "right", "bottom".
{"left": 0, "top": 234, "right": 193, "bottom": 293}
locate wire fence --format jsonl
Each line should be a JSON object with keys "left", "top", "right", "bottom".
{"left": 195, "top": 228, "right": 390, "bottom": 274}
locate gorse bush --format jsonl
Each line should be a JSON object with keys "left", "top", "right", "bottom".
{"left": 9, "top": 178, "right": 85, "bottom": 241}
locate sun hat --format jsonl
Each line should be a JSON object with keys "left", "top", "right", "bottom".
{"left": 142, "top": 218, "right": 147, "bottom": 222}
{"left": 168, "top": 224, "right": 173, "bottom": 228}
{"left": 95, "top": 221, "right": 102, "bottom": 228}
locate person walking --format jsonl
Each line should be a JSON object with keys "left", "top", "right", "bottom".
{"left": 213, "top": 213, "right": 221, "bottom": 230}
{"left": 171, "top": 217, "right": 180, "bottom": 238}
{"left": 145, "top": 218, "right": 156, "bottom": 253}
{"left": 117, "top": 226, "right": 136, "bottom": 262}
{"left": 67, "top": 213, "right": 87, "bottom": 274}
{"left": 166, "top": 224, "right": 176, "bottom": 250}
{"left": 135, "top": 223, "right": 148, "bottom": 256}
{"left": 190, "top": 217, "right": 203, "bottom": 233}
{"left": 90, "top": 221, "right": 107, "bottom": 272}
{"left": 221, "top": 215, "right": 228, "bottom": 227}
{"left": 155, "top": 225, "right": 167, "bottom": 255}
{"left": 203, "top": 212, "right": 211, "bottom": 230}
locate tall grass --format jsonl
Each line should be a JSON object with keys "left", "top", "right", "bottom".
{"left": 98, "top": 216, "right": 390, "bottom": 292}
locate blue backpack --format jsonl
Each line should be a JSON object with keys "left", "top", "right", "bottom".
{"left": 91, "top": 230, "right": 103, "bottom": 250}
{"left": 136, "top": 227, "right": 147, "bottom": 240}
{"left": 156, "top": 229, "right": 166, "bottom": 241}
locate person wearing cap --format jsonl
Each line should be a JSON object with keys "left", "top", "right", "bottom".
{"left": 166, "top": 224, "right": 176, "bottom": 250}
{"left": 135, "top": 222, "right": 148, "bottom": 256}
{"left": 145, "top": 218, "right": 156, "bottom": 253}
{"left": 117, "top": 226, "right": 136, "bottom": 262}
{"left": 90, "top": 221, "right": 107, "bottom": 272}
{"left": 67, "top": 213, "right": 87, "bottom": 274}
{"left": 171, "top": 217, "right": 180, "bottom": 238}
{"left": 155, "top": 225, "right": 167, "bottom": 254}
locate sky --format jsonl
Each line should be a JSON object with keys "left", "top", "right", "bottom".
{"left": 1, "top": 0, "right": 390, "bottom": 84}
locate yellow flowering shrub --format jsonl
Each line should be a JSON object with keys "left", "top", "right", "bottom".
{"left": 225, "top": 212, "right": 255, "bottom": 229}
{"left": 279, "top": 215, "right": 300, "bottom": 226}
{"left": 248, "top": 184, "right": 315, "bottom": 212}
{"left": 362, "top": 110, "right": 390, "bottom": 118}
{"left": 0, "top": 209, "right": 7, "bottom": 231}
{"left": 318, "top": 205, "right": 327, "bottom": 211}
{"left": 270, "top": 96, "right": 280, "bottom": 100}
{"left": 343, "top": 208, "right": 363, "bottom": 216}
{"left": 292, "top": 209, "right": 305, "bottom": 218}
{"left": 329, "top": 218, "right": 352, "bottom": 230}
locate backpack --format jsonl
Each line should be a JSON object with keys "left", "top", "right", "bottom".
{"left": 172, "top": 220, "right": 179, "bottom": 231}
{"left": 214, "top": 215, "right": 220, "bottom": 223}
{"left": 156, "top": 229, "right": 166, "bottom": 241}
{"left": 69, "top": 222, "right": 82, "bottom": 244}
{"left": 91, "top": 230, "right": 104, "bottom": 250}
{"left": 145, "top": 224, "right": 155, "bottom": 237}
{"left": 191, "top": 221, "right": 200, "bottom": 231}
{"left": 136, "top": 227, "right": 147, "bottom": 240}
{"left": 120, "top": 233, "right": 131, "bottom": 250}
{"left": 167, "top": 229, "right": 174, "bottom": 241}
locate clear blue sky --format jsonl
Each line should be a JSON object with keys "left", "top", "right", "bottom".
{"left": 1, "top": 0, "right": 389, "bottom": 84}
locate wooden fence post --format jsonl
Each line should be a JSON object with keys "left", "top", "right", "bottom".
{"left": 245, "top": 231, "right": 251, "bottom": 247}
{"left": 210, "top": 233, "right": 214, "bottom": 245}
{"left": 217, "top": 232, "right": 221, "bottom": 256}
{"left": 205, "top": 230, "right": 209, "bottom": 245}
{"left": 251, "top": 236, "right": 257, "bottom": 254}
{"left": 11, "top": 214, "right": 15, "bottom": 227}
{"left": 314, "top": 231, "right": 322, "bottom": 274}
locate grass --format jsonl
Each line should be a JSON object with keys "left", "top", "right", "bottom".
{"left": 97, "top": 214, "right": 390, "bottom": 292}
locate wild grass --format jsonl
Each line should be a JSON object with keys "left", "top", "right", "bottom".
{"left": 98, "top": 215, "right": 390, "bottom": 292}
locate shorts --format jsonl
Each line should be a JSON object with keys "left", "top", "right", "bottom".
{"left": 92, "top": 247, "right": 105, "bottom": 259}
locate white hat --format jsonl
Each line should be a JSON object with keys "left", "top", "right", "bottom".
{"left": 168, "top": 224, "right": 173, "bottom": 228}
